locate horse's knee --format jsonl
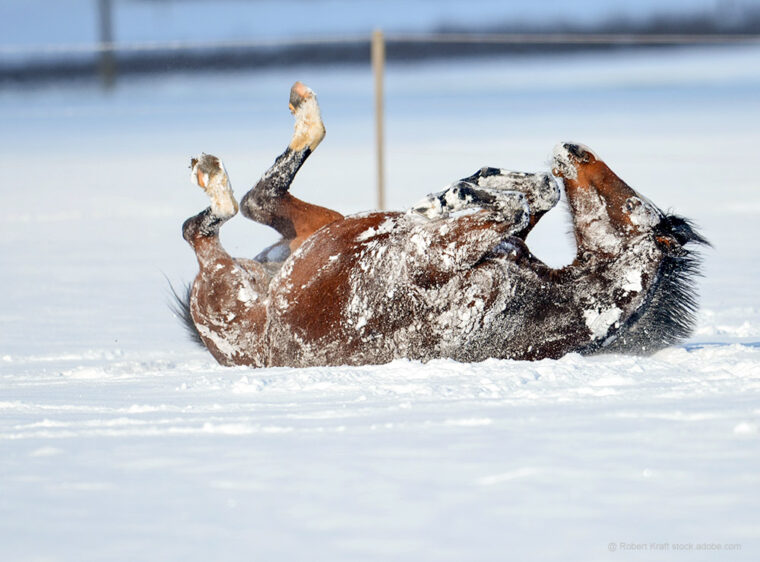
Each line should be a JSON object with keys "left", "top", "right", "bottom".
{"left": 239, "top": 189, "right": 258, "bottom": 221}
{"left": 182, "top": 210, "right": 224, "bottom": 244}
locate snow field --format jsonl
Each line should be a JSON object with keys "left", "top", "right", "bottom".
{"left": 2, "top": 345, "right": 758, "bottom": 560}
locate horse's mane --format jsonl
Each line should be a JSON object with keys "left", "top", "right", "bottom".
{"left": 600, "top": 214, "right": 709, "bottom": 355}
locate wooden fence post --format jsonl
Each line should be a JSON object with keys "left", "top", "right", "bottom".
{"left": 97, "top": 0, "right": 116, "bottom": 88}
{"left": 371, "top": 29, "right": 386, "bottom": 210}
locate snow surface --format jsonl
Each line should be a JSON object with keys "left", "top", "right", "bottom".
{"left": 2, "top": 45, "right": 760, "bottom": 560}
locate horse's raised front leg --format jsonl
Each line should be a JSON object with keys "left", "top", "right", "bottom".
{"left": 410, "top": 181, "right": 530, "bottom": 236}
{"left": 183, "top": 154, "right": 269, "bottom": 367}
{"left": 240, "top": 82, "right": 343, "bottom": 262}
{"left": 412, "top": 168, "right": 559, "bottom": 238}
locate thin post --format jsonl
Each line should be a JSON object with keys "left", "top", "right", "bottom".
{"left": 98, "top": 0, "right": 116, "bottom": 88}
{"left": 371, "top": 29, "right": 386, "bottom": 210}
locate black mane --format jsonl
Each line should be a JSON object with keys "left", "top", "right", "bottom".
{"left": 601, "top": 214, "right": 709, "bottom": 355}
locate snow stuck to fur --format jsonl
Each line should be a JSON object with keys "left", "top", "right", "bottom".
{"left": 410, "top": 184, "right": 530, "bottom": 235}
{"left": 355, "top": 217, "right": 396, "bottom": 242}
{"left": 625, "top": 196, "right": 662, "bottom": 228}
{"left": 237, "top": 285, "right": 257, "bottom": 305}
{"left": 476, "top": 170, "right": 560, "bottom": 214}
{"left": 572, "top": 189, "right": 623, "bottom": 254}
{"left": 411, "top": 170, "right": 557, "bottom": 223}
{"left": 622, "top": 268, "right": 643, "bottom": 293}
{"left": 583, "top": 306, "right": 623, "bottom": 339}
{"left": 551, "top": 144, "right": 579, "bottom": 179}
{"left": 195, "top": 322, "right": 239, "bottom": 359}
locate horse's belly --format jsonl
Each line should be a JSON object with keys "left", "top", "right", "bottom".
{"left": 263, "top": 213, "right": 585, "bottom": 367}
{"left": 265, "top": 254, "right": 552, "bottom": 366}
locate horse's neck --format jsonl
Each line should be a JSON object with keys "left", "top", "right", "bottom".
{"left": 560, "top": 237, "right": 662, "bottom": 345}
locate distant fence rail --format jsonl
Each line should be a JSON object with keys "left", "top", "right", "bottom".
{"left": 2, "top": 32, "right": 760, "bottom": 57}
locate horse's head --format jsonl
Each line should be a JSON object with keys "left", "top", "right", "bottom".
{"left": 551, "top": 142, "right": 709, "bottom": 353}
{"left": 552, "top": 142, "right": 708, "bottom": 258}
{"left": 552, "top": 142, "right": 668, "bottom": 258}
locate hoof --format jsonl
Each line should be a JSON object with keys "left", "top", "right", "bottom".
{"left": 190, "top": 153, "right": 238, "bottom": 218}
{"left": 288, "top": 81, "right": 314, "bottom": 113}
{"left": 190, "top": 153, "right": 226, "bottom": 189}
{"left": 288, "top": 81, "right": 326, "bottom": 152}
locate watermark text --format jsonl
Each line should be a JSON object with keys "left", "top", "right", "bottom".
{"left": 608, "top": 542, "right": 742, "bottom": 553}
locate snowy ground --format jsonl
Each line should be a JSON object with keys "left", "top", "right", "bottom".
{"left": 1, "top": 46, "right": 759, "bottom": 560}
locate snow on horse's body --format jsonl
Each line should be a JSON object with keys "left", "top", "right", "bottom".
{"left": 179, "top": 83, "right": 706, "bottom": 368}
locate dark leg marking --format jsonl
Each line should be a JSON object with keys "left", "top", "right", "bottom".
{"left": 240, "top": 147, "right": 312, "bottom": 239}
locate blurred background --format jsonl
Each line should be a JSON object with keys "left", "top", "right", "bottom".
{"left": 1, "top": 0, "right": 759, "bottom": 357}
{"left": 2, "top": 1, "right": 758, "bottom": 87}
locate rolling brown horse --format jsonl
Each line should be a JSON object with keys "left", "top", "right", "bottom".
{"left": 176, "top": 82, "right": 707, "bottom": 367}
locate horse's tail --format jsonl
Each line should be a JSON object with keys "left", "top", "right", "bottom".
{"left": 166, "top": 278, "right": 204, "bottom": 347}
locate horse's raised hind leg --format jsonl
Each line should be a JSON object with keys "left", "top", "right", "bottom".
{"left": 183, "top": 153, "right": 238, "bottom": 249}
{"left": 241, "top": 82, "right": 343, "bottom": 262}
{"left": 183, "top": 154, "right": 269, "bottom": 367}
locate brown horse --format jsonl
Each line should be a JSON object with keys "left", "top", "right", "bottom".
{"left": 176, "top": 82, "right": 707, "bottom": 367}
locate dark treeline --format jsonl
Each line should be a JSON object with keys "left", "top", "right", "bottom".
{"left": 2, "top": 5, "right": 759, "bottom": 87}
